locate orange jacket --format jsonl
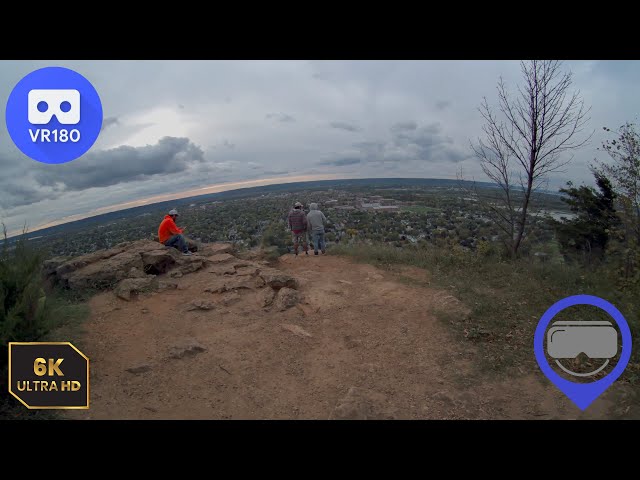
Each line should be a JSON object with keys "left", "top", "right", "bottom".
{"left": 158, "top": 215, "right": 183, "bottom": 244}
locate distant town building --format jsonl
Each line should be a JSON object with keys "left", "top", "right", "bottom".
{"left": 361, "top": 202, "right": 381, "bottom": 210}
{"left": 373, "top": 205, "right": 399, "bottom": 211}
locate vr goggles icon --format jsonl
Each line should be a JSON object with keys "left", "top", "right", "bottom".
{"left": 28, "top": 89, "right": 80, "bottom": 125}
{"left": 547, "top": 321, "right": 618, "bottom": 377}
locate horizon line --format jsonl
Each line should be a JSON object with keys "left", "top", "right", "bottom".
{"left": 8, "top": 173, "right": 468, "bottom": 238}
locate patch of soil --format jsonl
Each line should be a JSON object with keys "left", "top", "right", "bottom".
{"left": 65, "top": 253, "right": 624, "bottom": 419}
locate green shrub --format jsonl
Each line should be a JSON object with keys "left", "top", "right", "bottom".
{"left": 0, "top": 234, "right": 50, "bottom": 362}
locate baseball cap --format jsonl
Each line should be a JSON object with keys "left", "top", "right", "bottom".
{"left": 294, "top": 202, "right": 303, "bottom": 207}
{"left": 168, "top": 209, "right": 179, "bottom": 216}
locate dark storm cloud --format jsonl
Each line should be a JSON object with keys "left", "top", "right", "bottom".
{"left": 266, "top": 113, "right": 295, "bottom": 123}
{"left": 0, "top": 182, "right": 58, "bottom": 209}
{"left": 101, "top": 116, "right": 120, "bottom": 131}
{"left": 435, "top": 100, "right": 451, "bottom": 110}
{"left": 33, "top": 137, "right": 205, "bottom": 191}
{"left": 319, "top": 157, "right": 362, "bottom": 166}
{"left": 329, "top": 121, "right": 361, "bottom": 132}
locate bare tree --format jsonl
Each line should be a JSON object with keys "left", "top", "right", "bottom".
{"left": 469, "top": 60, "right": 591, "bottom": 257}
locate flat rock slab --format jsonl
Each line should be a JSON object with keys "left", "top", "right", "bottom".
{"left": 208, "top": 265, "right": 237, "bottom": 276}
{"left": 169, "top": 340, "right": 206, "bottom": 359}
{"left": 208, "top": 253, "right": 236, "bottom": 264}
{"left": 219, "top": 291, "right": 242, "bottom": 306}
{"left": 235, "top": 266, "right": 261, "bottom": 276}
{"left": 186, "top": 299, "right": 216, "bottom": 311}
{"left": 126, "top": 364, "right": 152, "bottom": 374}
{"left": 204, "top": 277, "right": 255, "bottom": 293}
{"left": 200, "top": 243, "right": 234, "bottom": 256}
{"left": 114, "top": 277, "right": 155, "bottom": 301}
{"left": 280, "top": 324, "right": 312, "bottom": 338}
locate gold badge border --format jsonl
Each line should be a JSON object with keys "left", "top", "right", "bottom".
{"left": 8, "top": 342, "right": 90, "bottom": 410}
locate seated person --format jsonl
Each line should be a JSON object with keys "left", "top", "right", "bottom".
{"left": 158, "top": 209, "right": 192, "bottom": 256}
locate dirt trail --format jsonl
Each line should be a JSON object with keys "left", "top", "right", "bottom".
{"left": 65, "top": 253, "right": 618, "bottom": 419}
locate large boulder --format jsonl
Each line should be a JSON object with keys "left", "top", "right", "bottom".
{"left": 43, "top": 257, "right": 69, "bottom": 277}
{"left": 170, "top": 256, "right": 208, "bottom": 275}
{"left": 55, "top": 240, "right": 165, "bottom": 289}
{"left": 274, "top": 287, "right": 300, "bottom": 311}
{"left": 141, "top": 249, "right": 180, "bottom": 275}
{"left": 260, "top": 288, "right": 276, "bottom": 307}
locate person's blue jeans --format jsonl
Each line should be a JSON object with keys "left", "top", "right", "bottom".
{"left": 164, "top": 234, "right": 188, "bottom": 253}
{"left": 312, "top": 232, "right": 326, "bottom": 253}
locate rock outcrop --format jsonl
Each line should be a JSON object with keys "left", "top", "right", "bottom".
{"left": 48, "top": 241, "right": 308, "bottom": 314}
{"left": 49, "top": 240, "right": 235, "bottom": 291}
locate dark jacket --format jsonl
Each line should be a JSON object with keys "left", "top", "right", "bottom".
{"left": 288, "top": 209, "right": 307, "bottom": 233}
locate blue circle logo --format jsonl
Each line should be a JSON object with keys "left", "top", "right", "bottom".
{"left": 5, "top": 66, "right": 103, "bottom": 164}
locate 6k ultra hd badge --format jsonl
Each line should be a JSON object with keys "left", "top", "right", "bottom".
{"left": 5, "top": 66, "right": 103, "bottom": 164}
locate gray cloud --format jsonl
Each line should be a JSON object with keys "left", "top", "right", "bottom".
{"left": 388, "top": 122, "right": 468, "bottom": 163}
{"left": 101, "top": 116, "right": 120, "bottom": 131}
{"left": 390, "top": 121, "right": 418, "bottom": 133}
{"left": 322, "top": 122, "right": 468, "bottom": 166}
{"left": 0, "top": 182, "right": 58, "bottom": 209}
{"left": 435, "top": 100, "right": 451, "bottom": 110}
{"left": 320, "top": 157, "right": 362, "bottom": 166}
{"left": 266, "top": 113, "right": 295, "bottom": 123}
{"left": 33, "top": 137, "right": 205, "bottom": 191}
{"left": 329, "top": 121, "right": 361, "bottom": 132}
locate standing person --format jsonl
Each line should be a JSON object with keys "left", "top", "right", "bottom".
{"left": 307, "top": 203, "right": 328, "bottom": 255}
{"left": 287, "top": 201, "right": 309, "bottom": 256}
{"left": 158, "top": 209, "right": 192, "bottom": 256}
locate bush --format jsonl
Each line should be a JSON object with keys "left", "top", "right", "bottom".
{"left": 0, "top": 234, "right": 50, "bottom": 367}
{"left": 261, "top": 222, "right": 290, "bottom": 255}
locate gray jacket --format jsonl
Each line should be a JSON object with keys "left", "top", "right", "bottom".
{"left": 306, "top": 203, "right": 327, "bottom": 233}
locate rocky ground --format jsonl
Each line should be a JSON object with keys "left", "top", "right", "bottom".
{"left": 48, "top": 240, "right": 631, "bottom": 419}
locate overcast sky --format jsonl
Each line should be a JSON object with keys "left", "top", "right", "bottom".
{"left": 1, "top": 60, "right": 638, "bottom": 235}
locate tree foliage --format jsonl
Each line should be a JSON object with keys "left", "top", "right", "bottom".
{"left": 553, "top": 171, "right": 618, "bottom": 261}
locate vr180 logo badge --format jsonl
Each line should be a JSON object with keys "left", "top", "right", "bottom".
{"left": 8, "top": 342, "right": 90, "bottom": 409}
{"left": 5, "top": 66, "right": 103, "bottom": 164}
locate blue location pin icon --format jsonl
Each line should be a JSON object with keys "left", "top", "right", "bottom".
{"left": 534, "top": 295, "right": 632, "bottom": 411}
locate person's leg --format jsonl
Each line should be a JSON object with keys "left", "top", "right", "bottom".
{"left": 319, "top": 232, "right": 326, "bottom": 254}
{"left": 303, "top": 231, "right": 309, "bottom": 254}
{"left": 292, "top": 232, "right": 299, "bottom": 255}
{"left": 164, "top": 234, "right": 188, "bottom": 253}
{"left": 183, "top": 235, "right": 199, "bottom": 252}
{"left": 312, "top": 232, "right": 320, "bottom": 255}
